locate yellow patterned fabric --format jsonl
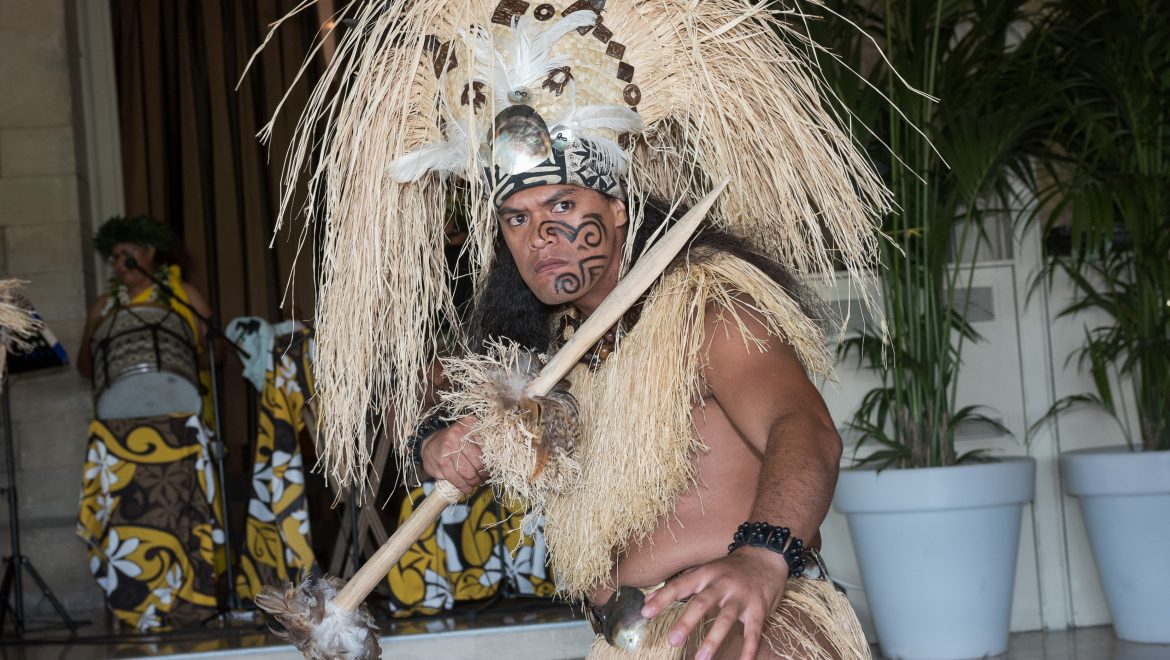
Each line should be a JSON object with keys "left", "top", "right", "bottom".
{"left": 76, "top": 414, "right": 224, "bottom": 631}
{"left": 386, "top": 482, "right": 556, "bottom": 615}
{"left": 236, "top": 329, "right": 317, "bottom": 600}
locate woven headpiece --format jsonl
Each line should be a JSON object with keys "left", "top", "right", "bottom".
{"left": 264, "top": 0, "right": 890, "bottom": 486}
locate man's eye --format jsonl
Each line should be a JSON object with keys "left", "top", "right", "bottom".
{"left": 507, "top": 215, "right": 526, "bottom": 227}
{"left": 551, "top": 201, "right": 573, "bottom": 213}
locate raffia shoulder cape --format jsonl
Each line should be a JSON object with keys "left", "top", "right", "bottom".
{"left": 537, "top": 245, "right": 833, "bottom": 599}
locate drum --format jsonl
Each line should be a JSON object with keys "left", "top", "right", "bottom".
{"left": 91, "top": 304, "right": 201, "bottom": 420}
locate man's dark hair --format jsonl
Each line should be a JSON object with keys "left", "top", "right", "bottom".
{"left": 465, "top": 195, "right": 822, "bottom": 351}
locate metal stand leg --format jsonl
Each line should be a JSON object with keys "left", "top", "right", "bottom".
{"left": 20, "top": 557, "right": 77, "bottom": 631}
{"left": 0, "top": 558, "right": 19, "bottom": 634}
{"left": 205, "top": 336, "right": 241, "bottom": 611}
{"left": 0, "top": 372, "right": 80, "bottom": 636}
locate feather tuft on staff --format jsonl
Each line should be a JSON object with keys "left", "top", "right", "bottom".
{"left": 255, "top": 575, "right": 381, "bottom": 660}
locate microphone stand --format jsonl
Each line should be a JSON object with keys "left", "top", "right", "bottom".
{"left": 126, "top": 259, "right": 250, "bottom": 612}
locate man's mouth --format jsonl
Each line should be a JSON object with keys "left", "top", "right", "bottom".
{"left": 535, "top": 258, "right": 569, "bottom": 274}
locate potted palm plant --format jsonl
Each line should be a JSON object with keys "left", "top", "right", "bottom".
{"left": 1021, "top": 0, "right": 1170, "bottom": 644}
{"left": 809, "top": 1, "right": 1043, "bottom": 657}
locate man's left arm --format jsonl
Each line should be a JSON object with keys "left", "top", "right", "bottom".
{"left": 640, "top": 300, "right": 843, "bottom": 660}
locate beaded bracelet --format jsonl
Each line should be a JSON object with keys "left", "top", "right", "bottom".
{"left": 728, "top": 521, "right": 806, "bottom": 579}
{"left": 406, "top": 415, "right": 452, "bottom": 472}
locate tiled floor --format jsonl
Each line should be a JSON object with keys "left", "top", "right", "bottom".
{"left": 874, "top": 628, "right": 1170, "bottom": 660}
{"left": 0, "top": 604, "right": 1167, "bottom": 659}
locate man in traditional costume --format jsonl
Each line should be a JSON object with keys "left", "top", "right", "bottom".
{"left": 270, "top": 1, "right": 890, "bottom": 657}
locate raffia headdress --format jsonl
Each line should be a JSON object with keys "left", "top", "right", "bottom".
{"left": 265, "top": 0, "right": 890, "bottom": 486}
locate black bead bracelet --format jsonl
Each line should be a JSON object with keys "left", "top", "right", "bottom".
{"left": 728, "top": 521, "right": 806, "bottom": 578}
{"left": 406, "top": 414, "right": 452, "bottom": 472}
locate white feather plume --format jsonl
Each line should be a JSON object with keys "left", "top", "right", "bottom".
{"left": 559, "top": 104, "right": 644, "bottom": 136}
{"left": 471, "top": 25, "right": 513, "bottom": 104}
{"left": 471, "top": 10, "right": 598, "bottom": 107}
{"left": 511, "top": 11, "right": 598, "bottom": 88}
{"left": 388, "top": 108, "right": 472, "bottom": 182}
{"left": 389, "top": 138, "right": 469, "bottom": 182}
{"left": 552, "top": 102, "right": 643, "bottom": 174}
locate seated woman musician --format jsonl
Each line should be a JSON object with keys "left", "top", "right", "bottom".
{"left": 76, "top": 215, "right": 228, "bottom": 632}
{"left": 78, "top": 215, "right": 214, "bottom": 401}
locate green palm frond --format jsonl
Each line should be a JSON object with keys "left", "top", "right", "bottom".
{"left": 815, "top": 0, "right": 1039, "bottom": 468}
{"left": 1020, "top": 0, "right": 1170, "bottom": 451}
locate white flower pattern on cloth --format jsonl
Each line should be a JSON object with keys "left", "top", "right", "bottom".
{"left": 291, "top": 508, "right": 310, "bottom": 535}
{"left": 251, "top": 461, "right": 274, "bottom": 504}
{"left": 274, "top": 354, "right": 300, "bottom": 393}
{"left": 94, "top": 493, "right": 115, "bottom": 525}
{"left": 78, "top": 413, "right": 225, "bottom": 631}
{"left": 96, "top": 529, "right": 143, "bottom": 595}
{"left": 235, "top": 328, "right": 319, "bottom": 600}
{"left": 151, "top": 564, "right": 184, "bottom": 606}
{"left": 85, "top": 441, "right": 121, "bottom": 492}
{"left": 386, "top": 479, "right": 555, "bottom": 613}
{"left": 187, "top": 415, "right": 218, "bottom": 505}
{"left": 270, "top": 450, "right": 303, "bottom": 504}
{"left": 136, "top": 604, "right": 161, "bottom": 632}
{"left": 248, "top": 498, "right": 276, "bottom": 523}
{"left": 421, "top": 568, "right": 455, "bottom": 611}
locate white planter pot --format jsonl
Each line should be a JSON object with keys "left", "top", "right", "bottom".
{"left": 1062, "top": 446, "right": 1170, "bottom": 644}
{"left": 834, "top": 457, "right": 1036, "bottom": 660}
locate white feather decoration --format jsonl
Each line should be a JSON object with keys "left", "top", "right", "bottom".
{"left": 388, "top": 108, "right": 472, "bottom": 182}
{"left": 559, "top": 104, "right": 644, "bottom": 135}
{"left": 471, "top": 25, "right": 513, "bottom": 104}
{"left": 552, "top": 102, "right": 643, "bottom": 174}
{"left": 471, "top": 10, "right": 598, "bottom": 107}
{"left": 511, "top": 11, "right": 598, "bottom": 88}
{"left": 389, "top": 138, "right": 469, "bottom": 182}
{"left": 311, "top": 600, "right": 377, "bottom": 660}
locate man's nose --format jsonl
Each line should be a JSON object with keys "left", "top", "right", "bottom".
{"left": 526, "top": 219, "right": 554, "bottom": 250}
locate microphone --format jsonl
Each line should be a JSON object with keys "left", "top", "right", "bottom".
{"left": 124, "top": 256, "right": 142, "bottom": 271}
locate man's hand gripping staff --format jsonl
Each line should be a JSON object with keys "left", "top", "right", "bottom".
{"left": 254, "top": 179, "right": 730, "bottom": 660}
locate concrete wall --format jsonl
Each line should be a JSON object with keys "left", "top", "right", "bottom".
{"left": 0, "top": 0, "right": 105, "bottom": 614}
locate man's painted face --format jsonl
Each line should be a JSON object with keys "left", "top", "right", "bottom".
{"left": 497, "top": 185, "right": 627, "bottom": 307}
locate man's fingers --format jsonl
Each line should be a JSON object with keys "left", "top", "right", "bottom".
{"left": 738, "top": 616, "right": 763, "bottom": 660}
{"left": 452, "top": 454, "right": 481, "bottom": 483}
{"left": 695, "top": 607, "right": 740, "bottom": 660}
{"left": 666, "top": 593, "right": 716, "bottom": 648}
{"left": 642, "top": 575, "right": 698, "bottom": 618}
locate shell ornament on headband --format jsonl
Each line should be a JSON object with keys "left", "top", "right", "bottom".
{"left": 262, "top": 0, "right": 890, "bottom": 487}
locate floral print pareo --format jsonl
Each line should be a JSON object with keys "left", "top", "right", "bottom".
{"left": 385, "top": 481, "right": 556, "bottom": 616}
{"left": 77, "top": 414, "right": 224, "bottom": 631}
{"left": 235, "top": 328, "right": 318, "bottom": 600}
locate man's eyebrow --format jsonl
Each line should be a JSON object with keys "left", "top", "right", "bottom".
{"left": 498, "top": 188, "right": 576, "bottom": 217}
{"left": 540, "top": 188, "right": 575, "bottom": 206}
